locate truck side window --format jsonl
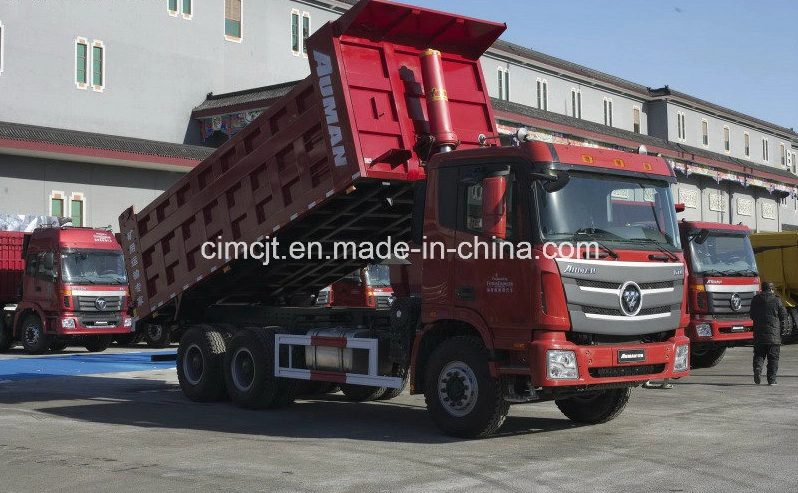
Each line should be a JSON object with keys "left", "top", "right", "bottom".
{"left": 461, "top": 173, "right": 517, "bottom": 242}
{"left": 25, "top": 254, "right": 39, "bottom": 277}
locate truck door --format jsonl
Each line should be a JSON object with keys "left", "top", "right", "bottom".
{"left": 453, "top": 163, "right": 533, "bottom": 334}
{"left": 23, "top": 251, "right": 59, "bottom": 313}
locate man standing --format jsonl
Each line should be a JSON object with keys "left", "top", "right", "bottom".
{"left": 748, "top": 281, "right": 787, "bottom": 385}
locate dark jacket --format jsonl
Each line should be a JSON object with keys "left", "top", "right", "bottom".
{"left": 749, "top": 291, "right": 787, "bottom": 345}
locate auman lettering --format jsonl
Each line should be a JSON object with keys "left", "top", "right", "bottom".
{"left": 313, "top": 50, "right": 348, "bottom": 167}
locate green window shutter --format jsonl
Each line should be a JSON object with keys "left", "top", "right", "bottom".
{"left": 70, "top": 200, "right": 83, "bottom": 227}
{"left": 302, "top": 15, "right": 309, "bottom": 54}
{"left": 168, "top": 0, "right": 177, "bottom": 11}
{"left": 51, "top": 198, "right": 63, "bottom": 217}
{"left": 92, "top": 46, "right": 103, "bottom": 86}
{"left": 76, "top": 43, "right": 87, "bottom": 84}
{"left": 291, "top": 13, "right": 299, "bottom": 51}
{"left": 182, "top": 0, "right": 191, "bottom": 15}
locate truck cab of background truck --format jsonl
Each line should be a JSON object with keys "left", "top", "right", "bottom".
{"left": 408, "top": 139, "right": 691, "bottom": 410}
{"left": 315, "top": 264, "right": 394, "bottom": 308}
{"left": 3, "top": 227, "right": 132, "bottom": 354}
{"left": 678, "top": 221, "right": 758, "bottom": 368}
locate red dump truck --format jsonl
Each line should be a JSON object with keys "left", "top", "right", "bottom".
{"left": 678, "top": 221, "right": 758, "bottom": 368}
{"left": 119, "top": 0, "right": 689, "bottom": 437}
{"left": 1, "top": 222, "right": 132, "bottom": 354}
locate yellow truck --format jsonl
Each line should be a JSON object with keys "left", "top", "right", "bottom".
{"left": 749, "top": 232, "right": 798, "bottom": 343}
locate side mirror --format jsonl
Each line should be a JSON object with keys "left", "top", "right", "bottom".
{"left": 693, "top": 228, "right": 710, "bottom": 245}
{"left": 531, "top": 170, "right": 570, "bottom": 193}
{"left": 674, "top": 203, "right": 686, "bottom": 213}
{"left": 481, "top": 176, "right": 507, "bottom": 240}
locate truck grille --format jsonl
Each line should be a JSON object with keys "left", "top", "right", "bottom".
{"left": 707, "top": 292, "right": 755, "bottom": 314}
{"left": 589, "top": 364, "right": 666, "bottom": 378}
{"left": 582, "top": 305, "right": 672, "bottom": 317}
{"left": 76, "top": 296, "right": 123, "bottom": 312}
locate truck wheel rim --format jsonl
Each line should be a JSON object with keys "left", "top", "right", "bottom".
{"left": 438, "top": 361, "right": 478, "bottom": 417}
{"left": 183, "top": 343, "right": 204, "bottom": 386}
{"left": 231, "top": 347, "right": 255, "bottom": 392}
{"left": 148, "top": 325, "right": 163, "bottom": 341}
{"left": 24, "top": 323, "right": 40, "bottom": 346}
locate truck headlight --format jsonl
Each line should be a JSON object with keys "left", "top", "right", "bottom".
{"left": 123, "top": 317, "right": 133, "bottom": 328}
{"left": 695, "top": 323, "right": 712, "bottom": 338}
{"left": 674, "top": 344, "right": 689, "bottom": 372}
{"left": 547, "top": 350, "right": 578, "bottom": 380}
{"left": 61, "top": 318, "right": 76, "bottom": 329}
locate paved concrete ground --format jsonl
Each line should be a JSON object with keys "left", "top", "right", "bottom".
{"left": 0, "top": 344, "right": 796, "bottom": 493}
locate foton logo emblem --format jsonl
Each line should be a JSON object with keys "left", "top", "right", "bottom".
{"left": 313, "top": 50, "right": 348, "bottom": 167}
{"left": 563, "top": 265, "right": 597, "bottom": 275}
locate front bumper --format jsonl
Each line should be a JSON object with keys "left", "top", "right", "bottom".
{"left": 51, "top": 314, "right": 133, "bottom": 335}
{"left": 687, "top": 318, "right": 753, "bottom": 345}
{"left": 528, "top": 333, "right": 690, "bottom": 387}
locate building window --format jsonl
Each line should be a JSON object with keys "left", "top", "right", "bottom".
{"left": 302, "top": 13, "right": 310, "bottom": 56}
{"left": 497, "top": 67, "right": 509, "bottom": 101}
{"left": 70, "top": 194, "right": 84, "bottom": 227}
{"left": 780, "top": 143, "right": 786, "bottom": 167}
{"left": 633, "top": 107, "right": 640, "bottom": 134}
{"left": 225, "top": 0, "right": 242, "bottom": 40}
{"left": 603, "top": 98, "right": 613, "bottom": 127}
{"left": 182, "top": 0, "right": 192, "bottom": 19}
{"left": 50, "top": 191, "right": 65, "bottom": 217}
{"left": 744, "top": 132, "right": 750, "bottom": 157}
{"left": 701, "top": 119, "right": 709, "bottom": 146}
{"left": 168, "top": 0, "right": 177, "bottom": 15}
{"left": 792, "top": 152, "right": 797, "bottom": 175}
{"left": 762, "top": 138, "right": 769, "bottom": 162}
{"left": 75, "top": 38, "right": 88, "bottom": 88}
{"left": 723, "top": 126, "right": 730, "bottom": 152}
{"left": 571, "top": 89, "right": 582, "bottom": 119}
{"left": 536, "top": 78, "right": 547, "bottom": 110}
{"left": 677, "top": 111, "right": 686, "bottom": 141}
{"left": 91, "top": 41, "right": 104, "bottom": 90}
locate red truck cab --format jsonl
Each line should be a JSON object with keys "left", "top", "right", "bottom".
{"left": 0, "top": 227, "right": 133, "bottom": 353}
{"left": 678, "top": 221, "right": 758, "bottom": 368}
{"left": 316, "top": 264, "right": 394, "bottom": 308}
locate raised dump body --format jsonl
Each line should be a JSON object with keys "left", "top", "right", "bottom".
{"left": 119, "top": 0, "right": 504, "bottom": 323}
{"left": 750, "top": 232, "right": 798, "bottom": 342}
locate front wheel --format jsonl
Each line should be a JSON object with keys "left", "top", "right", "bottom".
{"left": 145, "top": 323, "right": 171, "bottom": 348}
{"left": 424, "top": 336, "right": 509, "bottom": 438}
{"left": 690, "top": 344, "right": 726, "bottom": 369}
{"left": 555, "top": 388, "right": 631, "bottom": 424}
{"left": 84, "top": 335, "right": 113, "bottom": 353}
{"left": 21, "top": 315, "right": 50, "bottom": 354}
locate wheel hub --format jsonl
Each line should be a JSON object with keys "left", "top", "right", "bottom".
{"left": 231, "top": 347, "right": 255, "bottom": 392}
{"left": 183, "top": 344, "right": 204, "bottom": 385}
{"left": 438, "top": 361, "right": 478, "bottom": 417}
{"left": 25, "top": 324, "right": 40, "bottom": 346}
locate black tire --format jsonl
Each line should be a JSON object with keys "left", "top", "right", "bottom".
{"left": 690, "top": 344, "right": 726, "bottom": 369}
{"left": 144, "top": 323, "right": 172, "bottom": 348}
{"left": 0, "top": 317, "right": 14, "bottom": 352}
{"left": 224, "top": 327, "right": 297, "bottom": 409}
{"left": 263, "top": 327, "right": 299, "bottom": 408}
{"left": 555, "top": 388, "right": 631, "bottom": 424}
{"left": 377, "top": 365, "right": 409, "bottom": 401}
{"left": 390, "top": 297, "right": 419, "bottom": 332}
{"left": 177, "top": 325, "right": 228, "bottom": 402}
{"left": 341, "top": 384, "right": 387, "bottom": 402}
{"left": 783, "top": 309, "right": 798, "bottom": 345}
{"left": 424, "top": 336, "right": 509, "bottom": 438}
{"left": 49, "top": 340, "right": 69, "bottom": 352}
{"left": 84, "top": 335, "right": 113, "bottom": 353}
{"left": 21, "top": 314, "right": 50, "bottom": 354}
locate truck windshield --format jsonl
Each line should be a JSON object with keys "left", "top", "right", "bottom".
{"left": 61, "top": 249, "right": 128, "bottom": 285}
{"left": 535, "top": 172, "right": 680, "bottom": 250}
{"left": 688, "top": 234, "right": 758, "bottom": 276}
{"left": 365, "top": 264, "right": 391, "bottom": 287}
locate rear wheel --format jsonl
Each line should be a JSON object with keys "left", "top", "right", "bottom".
{"left": 145, "top": 323, "right": 171, "bottom": 348}
{"left": 377, "top": 365, "right": 409, "bottom": 401}
{"left": 424, "top": 336, "right": 509, "bottom": 438}
{"left": 341, "top": 384, "right": 387, "bottom": 402}
{"left": 84, "top": 335, "right": 113, "bottom": 353}
{"left": 783, "top": 309, "right": 798, "bottom": 345}
{"left": 555, "top": 388, "right": 631, "bottom": 424}
{"left": 690, "top": 344, "right": 726, "bottom": 369}
{"left": 177, "top": 325, "right": 228, "bottom": 402}
{"left": 21, "top": 315, "right": 49, "bottom": 354}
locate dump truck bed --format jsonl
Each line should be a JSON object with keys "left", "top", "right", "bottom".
{"left": 119, "top": 0, "right": 505, "bottom": 322}
{"left": 0, "top": 231, "right": 25, "bottom": 304}
{"left": 750, "top": 232, "right": 798, "bottom": 292}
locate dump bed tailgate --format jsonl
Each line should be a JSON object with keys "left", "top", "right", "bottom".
{"left": 119, "top": 0, "right": 504, "bottom": 321}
